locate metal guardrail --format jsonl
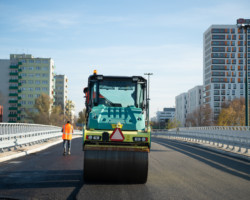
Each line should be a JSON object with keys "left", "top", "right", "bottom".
{"left": 0, "top": 123, "right": 82, "bottom": 152}
{"left": 152, "top": 126, "right": 250, "bottom": 154}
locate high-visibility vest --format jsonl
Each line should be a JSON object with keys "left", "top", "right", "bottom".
{"left": 62, "top": 123, "right": 74, "bottom": 140}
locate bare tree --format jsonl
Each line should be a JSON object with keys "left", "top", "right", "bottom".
{"left": 186, "top": 104, "right": 213, "bottom": 127}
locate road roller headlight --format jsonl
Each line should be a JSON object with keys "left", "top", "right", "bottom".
{"left": 86, "top": 135, "right": 101, "bottom": 140}
{"left": 133, "top": 137, "right": 148, "bottom": 142}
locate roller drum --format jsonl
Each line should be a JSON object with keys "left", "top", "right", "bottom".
{"left": 84, "top": 150, "right": 148, "bottom": 183}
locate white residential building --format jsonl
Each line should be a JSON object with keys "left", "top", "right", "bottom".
{"left": 175, "top": 93, "right": 188, "bottom": 127}
{"left": 187, "top": 85, "right": 203, "bottom": 114}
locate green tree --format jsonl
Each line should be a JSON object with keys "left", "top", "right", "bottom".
{"left": 167, "top": 118, "right": 181, "bottom": 129}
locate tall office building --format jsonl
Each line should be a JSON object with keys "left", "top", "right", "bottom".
{"left": 0, "top": 59, "right": 10, "bottom": 122}
{"left": 8, "top": 54, "right": 54, "bottom": 122}
{"left": 54, "top": 74, "right": 68, "bottom": 111}
{"left": 203, "top": 25, "right": 250, "bottom": 120}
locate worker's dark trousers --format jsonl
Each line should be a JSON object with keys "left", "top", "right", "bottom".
{"left": 63, "top": 139, "right": 71, "bottom": 152}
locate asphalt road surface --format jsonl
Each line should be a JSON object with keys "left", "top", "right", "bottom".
{"left": 0, "top": 137, "right": 249, "bottom": 200}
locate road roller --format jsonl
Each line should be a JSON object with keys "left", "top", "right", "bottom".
{"left": 82, "top": 70, "right": 151, "bottom": 183}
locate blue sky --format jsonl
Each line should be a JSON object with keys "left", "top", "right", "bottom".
{"left": 1, "top": 0, "right": 250, "bottom": 118}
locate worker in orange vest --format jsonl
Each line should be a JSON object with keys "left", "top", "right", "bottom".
{"left": 62, "top": 121, "right": 74, "bottom": 155}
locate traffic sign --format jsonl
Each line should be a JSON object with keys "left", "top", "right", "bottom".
{"left": 110, "top": 128, "right": 124, "bottom": 141}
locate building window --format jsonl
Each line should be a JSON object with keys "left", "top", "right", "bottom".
{"left": 35, "top": 87, "right": 40, "bottom": 91}
{"left": 212, "top": 35, "right": 225, "bottom": 39}
{"left": 42, "top": 74, "right": 48, "bottom": 77}
{"left": 211, "top": 41, "right": 228, "bottom": 46}
{"left": 28, "top": 101, "right": 33, "bottom": 105}
{"left": 214, "top": 96, "right": 220, "bottom": 101}
{"left": 28, "top": 74, "right": 34, "bottom": 77}
{"left": 212, "top": 28, "right": 229, "bottom": 33}
{"left": 214, "top": 84, "right": 220, "bottom": 89}
{"left": 212, "top": 59, "right": 225, "bottom": 64}
{"left": 212, "top": 47, "right": 225, "bottom": 52}
{"left": 214, "top": 90, "right": 220, "bottom": 95}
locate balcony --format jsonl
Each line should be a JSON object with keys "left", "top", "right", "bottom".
{"left": 18, "top": 76, "right": 22, "bottom": 79}
{"left": 9, "top": 72, "right": 18, "bottom": 76}
{"left": 9, "top": 86, "right": 18, "bottom": 90}
{"left": 18, "top": 103, "right": 21, "bottom": 107}
{"left": 9, "top": 65, "right": 18, "bottom": 69}
{"left": 17, "top": 117, "right": 21, "bottom": 121}
{"left": 9, "top": 100, "right": 18, "bottom": 104}
{"left": 18, "top": 82, "right": 22, "bottom": 86}
{"left": 17, "top": 110, "right": 21, "bottom": 114}
{"left": 9, "top": 79, "right": 18, "bottom": 83}
{"left": 9, "top": 107, "right": 18, "bottom": 111}
{"left": 18, "top": 68, "right": 22, "bottom": 72}
{"left": 18, "top": 89, "right": 21, "bottom": 93}
{"left": 8, "top": 113, "right": 17, "bottom": 117}
{"left": 9, "top": 93, "right": 18, "bottom": 97}
{"left": 18, "top": 96, "right": 22, "bottom": 100}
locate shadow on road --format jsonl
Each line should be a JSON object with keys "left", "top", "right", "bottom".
{"left": 0, "top": 170, "right": 84, "bottom": 190}
{"left": 153, "top": 137, "right": 250, "bottom": 181}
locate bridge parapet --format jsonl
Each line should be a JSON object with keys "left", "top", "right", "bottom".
{"left": 152, "top": 126, "right": 250, "bottom": 155}
{"left": 0, "top": 123, "right": 81, "bottom": 152}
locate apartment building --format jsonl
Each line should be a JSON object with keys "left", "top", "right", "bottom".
{"left": 8, "top": 54, "right": 54, "bottom": 122}
{"left": 54, "top": 74, "right": 68, "bottom": 111}
{"left": 175, "top": 93, "right": 187, "bottom": 126}
{"left": 187, "top": 85, "right": 203, "bottom": 114}
{"left": 0, "top": 59, "right": 10, "bottom": 122}
{"left": 203, "top": 25, "right": 250, "bottom": 119}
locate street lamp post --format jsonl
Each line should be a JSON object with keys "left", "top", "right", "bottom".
{"left": 237, "top": 18, "right": 250, "bottom": 126}
{"left": 144, "top": 73, "right": 153, "bottom": 127}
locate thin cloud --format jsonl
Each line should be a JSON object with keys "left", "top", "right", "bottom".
{"left": 16, "top": 13, "right": 80, "bottom": 31}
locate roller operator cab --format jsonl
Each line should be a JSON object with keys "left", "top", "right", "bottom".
{"left": 83, "top": 71, "right": 151, "bottom": 183}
